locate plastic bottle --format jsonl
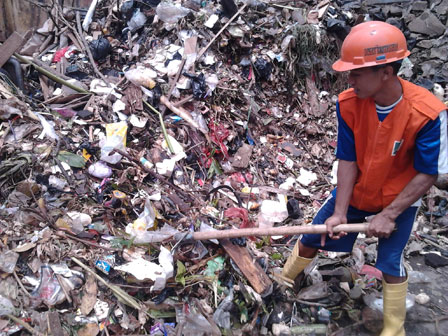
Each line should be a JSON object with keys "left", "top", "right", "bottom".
{"left": 140, "top": 157, "right": 154, "bottom": 169}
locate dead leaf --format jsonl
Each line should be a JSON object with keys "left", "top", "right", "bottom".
{"left": 311, "top": 143, "right": 323, "bottom": 157}
{"left": 13, "top": 242, "right": 36, "bottom": 252}
{"left": 305, "top": 78, "right": 326, "bottom": 117}
{"left": 280, "top": 142, "right": 303, "bottom": 157}
{"left": 78, "top": 323, "right": 99, "bottom": 336}
{"left": 231, "top": 143, "right": 253, "bottom": 168}
{"left": 81, "top": 275, "right": 98, "bottom": 315}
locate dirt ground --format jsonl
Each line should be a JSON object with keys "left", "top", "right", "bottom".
{"left": 354, "top": 255, "right": 448, "bottom": 336}
{"left": 405, "top": 256, "right": 448, "bottom": 336}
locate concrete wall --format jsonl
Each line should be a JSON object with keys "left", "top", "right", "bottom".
{"left": 0, "top": 0, "right": 92, "bottom": 42}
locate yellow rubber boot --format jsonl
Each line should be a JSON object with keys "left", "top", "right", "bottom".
{"left": 281, "top": 241, "right": 313, "bottom": 282}
{"left": 380, "top": 279, "right": 408, "bottom": 336}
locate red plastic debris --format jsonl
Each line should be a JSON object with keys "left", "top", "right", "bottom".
{"left": 53, "top": 46, "right": 71, "bottom": 63}
{"left": 209, "top": 121, "right": 230, "bottom": 159}
{"left": 224, "top": 207, "right": 254, "bottom": 229}
{"left": 359, "top": 265, "right": 382, "bottom": 280}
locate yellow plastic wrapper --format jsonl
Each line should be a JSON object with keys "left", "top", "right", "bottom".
{"left": 100, "top": 122, "right": 128, "bottom": 164}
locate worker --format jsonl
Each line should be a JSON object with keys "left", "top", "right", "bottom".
{"left": 281, "top": 21, "right": 447, "bottom": 336}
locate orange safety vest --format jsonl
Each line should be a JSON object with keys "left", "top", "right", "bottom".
{"left": 338, "top": 77, "right": 446, "bottom": 212}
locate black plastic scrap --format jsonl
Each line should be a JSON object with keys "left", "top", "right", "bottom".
{"left": 89, "top": 37, "right": 112, "bottom": 61}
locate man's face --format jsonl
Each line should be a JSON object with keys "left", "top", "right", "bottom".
{"left": 347, "top": 67, "right": 385, "bottom": 99}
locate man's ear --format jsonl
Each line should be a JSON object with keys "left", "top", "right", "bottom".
{"left": 382, "top": 65, "right": 394, "bottom": 80}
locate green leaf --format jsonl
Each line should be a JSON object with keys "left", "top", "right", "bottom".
{"left": 148, "top": 309, "right": 176, "bottom": 319}
{"left": 110, "top": 238, "right": 133, "bottom": 249}
{"left": 240, "top": 306, "right": 248, "bottom": 323}
{"left": 271, "top": 253, "right": 282, "bottom": 260}
{"left": 57, "top": 151, "right": 86, "bottom": 168}
{"left": 204, "top": 256, "right": 225, "bottom": 277}
{"left": 175, "top": 260, "right": 186, "bottom": 286}
{"left": 207, "top": 158, "right": 223, "bottom": 180}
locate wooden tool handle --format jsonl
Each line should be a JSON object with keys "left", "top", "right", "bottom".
{"left": 192, "top": 223, "right": 369, "bottom": 241}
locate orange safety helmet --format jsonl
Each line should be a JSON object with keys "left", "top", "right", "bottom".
{"left": 332, "top": 21, "right": 410, "bottom": 72}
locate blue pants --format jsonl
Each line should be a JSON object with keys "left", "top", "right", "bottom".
{"left": 301, "top": 190, "right": 417, "bottom": 277}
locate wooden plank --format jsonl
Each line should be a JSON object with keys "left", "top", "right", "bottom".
{"left": 220, "top": 238, "right": 272, "bottom": 295}
{"left": 0, "top": 31, "right": 28, "bottom": 67}
{"left": 47, "top": 311, "right": 64, "bottom": 336}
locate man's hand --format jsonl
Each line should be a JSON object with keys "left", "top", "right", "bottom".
{"left": 321, "top": 214, "right": 348, "bottom": 247}
{"left": 366, "top": 212, "right": 396, "bottom": 238}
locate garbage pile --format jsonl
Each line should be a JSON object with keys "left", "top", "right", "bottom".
{"left": 0, "top": 0, "right": 448, "bottom": 335}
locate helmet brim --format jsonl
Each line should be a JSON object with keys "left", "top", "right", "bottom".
{"left": 332, "top": 51, "right": 411, "bottom": 72}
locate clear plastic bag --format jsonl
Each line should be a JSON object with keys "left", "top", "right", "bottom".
{"left": 0, "top": 251, "right": 19, "bottom": 273}
{"left": 257, "top": 199, "right": 288, "bottom": 228}
{"left": 88, "top": 161, "right": 113, "bottom": 179}
{"left": 126, "top": 223, "right": 178, "bottom": 244}
{"left": 352, "top": 247, "right": 365, "bottom": 273}
{"left": 31, "top": 265, "right": 84, "bottom": 306}
{"left": 213, "top": 289, "right": 234, "bottom": 329}
{"left": 35, "top": 112, "right": 59, "bottom": 141}
{"left": 156, "top": 2, "right": 190, "bottom": 24}
{"left": 125, "top": 67, "right": 156, "bottom": 89}
{"left": 127, "top": 9, "right": 147, "bottom": 32}
{"left": 363, "top": 292, "right": 415, "bottom": 312}
{"left": 0, "top": 295, "right": 15, "bottom": 316}
{"left": 176, "top": 303, "right": 220, "bottom": 336}
{"left": 408, "top": 270, "right": 432, "bottom": 284}
{"left": 31, "top": 265, "right": 64, "bottom": 306}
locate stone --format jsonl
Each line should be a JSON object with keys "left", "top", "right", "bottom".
{"left": 386, "top": 17, "right": 403, "bottom": 29}
{"left": 417, "top": 40, "right": 435, "bottom": 49}
{"left": 349, "top": 285, "right": 363, "bottom": 300}
{"left": 430, "top": 46, "right": 448, "bottom": 61}
{"left": 366, "top": 0, "right": 411, "bottom": 4}
{"left": 415, "top": 293, "right": 430, "bottom": 305}
{"left": 408, "top": 11, "right": 446, "bottom": 36}
{"left": 433, "top": 36, "right": 448, "bottom": 48}
{"left": 435, "top": 0, "right": 448, "bottom": 15}
{"left": 424, "top": 253, "right": 448, "bottom": 268}
{"left": 403, "top": 13, "right": 416, "bottom": 25}
{"left": 420, "top": 60, "right": 444, "bottom": 77}
{"left": 388, "top": 5, "right": 404, "bottom": 15}
{"left": 430, "top": 0, "right": 443, "bottom": 6}
{"left": 411, "top": 1, "right": 428, "bottom": 11}
{"left": 362, "top": 307, "right": 383, "bottom": 333}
